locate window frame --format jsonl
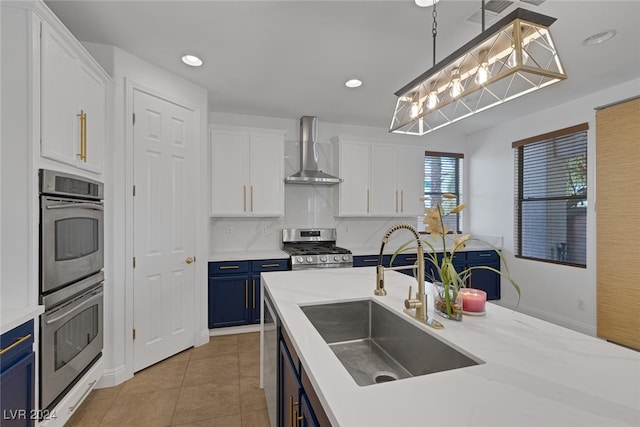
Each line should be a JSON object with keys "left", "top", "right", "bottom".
{"left": 513, "top": 123, "right": 588, "bottom": 268}
{"left": 423, "top": 151, "right": 464, "bottom": 234}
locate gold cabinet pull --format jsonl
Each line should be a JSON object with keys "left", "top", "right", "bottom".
{"left": 250, "top": 185, "right": 254, "bottom": 212}
{"left": 367, "top": 189, "right": 370, "bottom": 213}
{"left": 245, "top": 280, "right": 248, "bottom": 309}
{"left": 243, "top": 185, "right": 247, "bottom": 212}
{"left": 252, "top": 279, "right": 256, "bottom": 309}
{"left": 219, "top": 265, "right": 239, "bottom": 270}
{"left": 185, "top": 257, "right": 194, "bottom": 264}
{"left": 76, "top": 110, "right": 86, "bottom": 161}
{"left": 401, "top": 190, "right": 404, "bottom": 212}
{"left": 395, "top": 190, "right": 398, "bottom": 212}
{"left": 261, "top": 263, "right": 280, "bottom": 268}
{"left": 363, "top": 258, "right": 377, "bottom": 263}
{"left": 83, "top": 111, "right": 87, "bottom": 162}
{"left": 0, "top": 334, "right": 32, "bottom": 355}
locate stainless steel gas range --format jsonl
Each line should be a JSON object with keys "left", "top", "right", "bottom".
{"left": 281, "top": 228, "right": 352, "bottom": 270}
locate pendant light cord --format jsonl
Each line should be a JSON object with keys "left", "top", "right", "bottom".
{"left": 432, "top": 0, "right": 438, "bottom": 66}
{"left": 481, "top": 0, "right": 485, "bottom": 32}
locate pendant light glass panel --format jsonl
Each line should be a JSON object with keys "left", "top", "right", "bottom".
{"left": 390, "top": 10, "right": 566, "bottom": 135}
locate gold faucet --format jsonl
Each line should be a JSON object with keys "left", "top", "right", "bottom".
{"left": 375, "top": 223, "right": 443, "bottom": 329}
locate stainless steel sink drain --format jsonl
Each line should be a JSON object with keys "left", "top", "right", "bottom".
{"left": 373, "top": 371, "right": 399, "bottom": 383}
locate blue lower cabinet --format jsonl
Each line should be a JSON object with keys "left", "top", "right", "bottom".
{"left": 279, "top": 334, "right": 328, "bottom": 427}
{"left": 208, "top": 276, "right": 251, "bottom": 328}
{"left": 208, "top": 259, "right": 287, "bottom": 328}
{"left": 0, "top": 320, "right": 35, "bottom": 427}
{"left": 467, "top": 251, "right": 501, "bottom": 300}
{"left": 300, "top": 394, "right": 319, "bottom": 427}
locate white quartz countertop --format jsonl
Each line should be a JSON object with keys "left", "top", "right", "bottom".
{"left": 1, "top": 305, "right": 44, "bottom": 334}
{"left": 262, "top": 268, "right": 640, "bottom": 427}
{"left": 209, "top": 249, "right": 288, "bottom": 262}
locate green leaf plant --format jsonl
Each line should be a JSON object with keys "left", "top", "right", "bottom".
{"left": 391, "top": 194, "right": 521, "bottom": 317}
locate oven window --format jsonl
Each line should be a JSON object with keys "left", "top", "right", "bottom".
{"left": 54, "top": 304, "right": 99, "bottom": 370}
{"left": 55, "top": 217, "right": 99, "bottom": 261}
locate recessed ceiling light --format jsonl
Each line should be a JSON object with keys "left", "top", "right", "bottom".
{"left": 415, "top": 0, "right": 440, "bottom": 7}
{"left": 582, "top": 30, "right": 617, "bottom": 46}
{"left": 345, "top": 79, "right": 362, "bottom": 88}
{"left": 181, "top": 54, "right": 203, "bottom": 67}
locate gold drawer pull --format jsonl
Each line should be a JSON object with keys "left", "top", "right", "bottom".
{"left": 363, "top": 259, "right": 377, "bottom": 262}
{"left": 261, "top": 264, "right": 280, "bottom": 268}
{"left": 0, "top": 334, "right": 32, "bottom": 355}
{"left": 219, "top": 265, "right": 240, "bottom": 270}
{"left": 404, "top": 257, "right": 417, "bottom": 261}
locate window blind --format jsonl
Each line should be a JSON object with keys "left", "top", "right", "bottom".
{"left": 424, "top": 151, "right": 463, "bottom": 233}
{"left": 513, "top": 123, "right": 588, "bottom": 267}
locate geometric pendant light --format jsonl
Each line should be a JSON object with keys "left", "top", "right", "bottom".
{"left": 390, "top": 8, "right": 567, "bottom": 135}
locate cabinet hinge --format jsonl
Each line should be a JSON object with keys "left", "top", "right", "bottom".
{"left": 132, "top": 113, "right": 136, "bottom": 125}
{"left": 133, "top": 329, "right": 136, "bottom": 340}
{"left": 133, "top": 257, "right": 136, "bottom": 268}
{"left": 133, "top": 185, "right": 136, "bottom": 197}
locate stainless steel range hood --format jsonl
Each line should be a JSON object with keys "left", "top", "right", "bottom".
{"left": 285, "top": 116, "right": 342, "bottom": 185}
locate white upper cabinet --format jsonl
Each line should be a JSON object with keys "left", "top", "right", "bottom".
{"left": 395, "top": 144, "right": 426, "bottom": 216}
{"left": 210, "top": 127, "right": 285, "bottom": 217}
{"left": 41, "top": 20, "right": 108, "bottom": 174}
{"left": 335, "top": 138, "right": 424, "bottom": 217}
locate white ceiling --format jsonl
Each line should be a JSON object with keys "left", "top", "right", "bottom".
{"left": 45, "top": 0, "right": 640, "bottom": 135}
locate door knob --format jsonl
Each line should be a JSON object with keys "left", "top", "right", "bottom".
{"left": 186, "top": 257, "right": 194, "bottom": 264}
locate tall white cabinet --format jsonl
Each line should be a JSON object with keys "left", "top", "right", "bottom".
{"left": 334, "top": 138, "right": 424, "bottom": 217}
{"left": 41, "top": 23, "right": 107, "bottom": 174}
{"left": 210, "top": 126, "right": 285, "bottom": 217}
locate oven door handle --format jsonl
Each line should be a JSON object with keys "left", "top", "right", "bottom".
{"left": 46, "top": 202, "right": 104, "bottom": 211}
{"left": 44, "top": 289, "right": 103, "bottom": 325}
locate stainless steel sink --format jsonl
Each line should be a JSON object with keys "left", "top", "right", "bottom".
{"left": 301, "top": 299, "right": 483, "bottom": 386}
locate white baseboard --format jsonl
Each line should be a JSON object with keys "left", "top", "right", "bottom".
{"left": 210, "top": 324, "right": 260, "bottom": 336}
{"left": 96, "top": 363, "right": 130, "bottom": 388}
{"left": 196, "top": 329, "right": 210, "bottom": 347}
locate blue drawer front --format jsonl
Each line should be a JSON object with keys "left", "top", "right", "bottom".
{"left": 209, "top": 261, "right": 250, "bottom": 275}
{"left": 353, "top": 255, "right": 390, "bottom": 267}
{"left": 251, "top": 259, "right": 289, "bottom": 272}
{"left": 467, "top": 250, "right": 499, "bottom": 263}
{"left": 1, "top": 320, "right": 34, "bottom": 372}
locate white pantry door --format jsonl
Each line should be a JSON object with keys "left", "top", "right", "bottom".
{"left": 133, "top": 89, "right": 196, "bottom": 371}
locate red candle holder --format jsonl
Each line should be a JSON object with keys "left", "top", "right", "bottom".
{"left": 460, "top": 288, "right": 487, "bottom": 315}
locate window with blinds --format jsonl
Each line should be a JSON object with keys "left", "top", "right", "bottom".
{"left": 424, "top": 151, "right": 463, "bottom": 233}
{"left": 513, "top": 123, "right": 588, "bottom": 267}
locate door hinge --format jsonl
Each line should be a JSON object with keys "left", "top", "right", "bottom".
{"left": 132, "top": 185, "right": 136, "bottom": 197}
{"left": 133, "top": 329, "right": 136, "bottom": 340}
{"left": 132, "top": 113, "right": 136, "bottom": 125}
{"left": 133, "top": 257, "right": 136, "bottom": 268}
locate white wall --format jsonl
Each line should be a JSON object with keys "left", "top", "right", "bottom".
{"left": 465, "top": 77, "right": 640, "bottom": 336}
{"left": 83, "top": 43, "right": 209, "bottom": 387}
{"left": 208, "top": 112, "right": 469, "bottom": 255}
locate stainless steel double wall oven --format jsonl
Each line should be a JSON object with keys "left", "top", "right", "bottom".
{"left": 39, "top": 169, "right": 104, "bottom": 411}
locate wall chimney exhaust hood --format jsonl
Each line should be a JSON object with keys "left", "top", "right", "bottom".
{"left": 285, "top": 116, "right": 342, "bottom": 185}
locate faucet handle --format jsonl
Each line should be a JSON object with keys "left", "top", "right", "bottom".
{"left": 404, "top": 285, "right": 421, "bottom": 310}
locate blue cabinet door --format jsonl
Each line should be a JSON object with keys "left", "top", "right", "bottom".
{"left": 0, "top": 352, "right": 35, "bottom": 427}
{"left": 280, "top": 341, "right": 302, "bottom": 427}
{"left": 467, "top": 251, "right": 500, "bottom": 300}
{"left": 208, "top": 276, "right": 251, "bottom": 328}
{"left": 299, "top": 394, "right": 320, "bottom": 427}
{"left": 250, "top": 275, "right": 261, "bottom": 324}
{"left": 1, "top": 321, "right": 35, "bottom": 427}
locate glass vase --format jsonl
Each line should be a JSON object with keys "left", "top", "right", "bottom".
{"left": 433, "top": 282, "right": 463, "bottom": 321}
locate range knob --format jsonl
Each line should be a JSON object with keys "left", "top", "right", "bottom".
{"left": 296, "top": 257, "right": 304, "bottom": 263}
{"left": 306, "top": 257, "right": 313, "bottom": 263}
{"left": 320, "top": 256, "right": 327, "bottom": 262}
{"left": 342, "top": 255, "right": 349, "bottom": 261}
{"left": 334, "top": 255, "right": 340, "bottom": 262}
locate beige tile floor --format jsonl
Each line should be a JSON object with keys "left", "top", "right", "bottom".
{"left": 66, "top": 332, "right": 269, "bottom": 427}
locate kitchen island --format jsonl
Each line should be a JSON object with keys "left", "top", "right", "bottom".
{"left": 261, "top": 267, "right": 640, "bottom": 427}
